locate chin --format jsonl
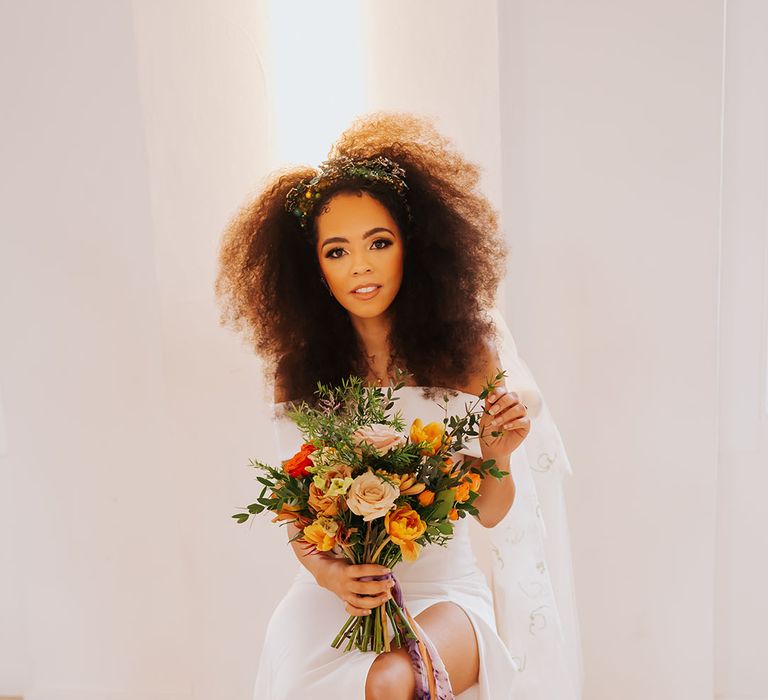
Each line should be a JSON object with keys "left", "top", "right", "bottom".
{"left": 344, "top": 294, "right": 395, "bottom": 319}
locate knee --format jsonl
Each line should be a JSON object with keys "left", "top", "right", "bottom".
{"left": 365, "top": 650, "right": 415, "bottom": 700}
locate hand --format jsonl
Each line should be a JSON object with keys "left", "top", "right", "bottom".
{"left": 317, "top": 558, "right": 395, "bottom": 617}
{"left": 479, "top": 385, "right": 531, "bottom": 459}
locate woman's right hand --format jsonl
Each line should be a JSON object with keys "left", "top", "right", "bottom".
{"left": 318, "top": 559, "right": 395, "bottom": 616}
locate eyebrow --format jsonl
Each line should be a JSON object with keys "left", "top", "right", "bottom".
{"left": 320, "top": 227, "right": 394, "bottom": 249}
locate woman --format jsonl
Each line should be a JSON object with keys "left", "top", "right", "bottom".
{"left": 215, "top": 112, "right": 583, "bottom": 699}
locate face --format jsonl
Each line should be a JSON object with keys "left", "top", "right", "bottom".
{"left": 315, "top": 191, "right": 404, "bottom": 320}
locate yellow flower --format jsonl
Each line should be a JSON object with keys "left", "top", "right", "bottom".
{"left": 385, "top": 505, "right": 427, "bottom": 562}
{"left": 302, "top": 517, "right": 339, "bottom": 552}
{"left": 376, "top": 471, "right": 426, "bottom": 496}
{"left": 409, "top": 418, "right": 448, "bottom": 456}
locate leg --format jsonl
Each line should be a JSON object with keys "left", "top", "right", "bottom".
{"left": 365, "top": 601, "right": 480, "bottom": 700}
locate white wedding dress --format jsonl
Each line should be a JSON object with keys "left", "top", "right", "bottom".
{"left": 252, "top": 307, "right": 584, "bottom": 700}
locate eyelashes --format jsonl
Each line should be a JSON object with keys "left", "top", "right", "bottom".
{"left": 325, "top": 238, "right": 393, "bottom": 260}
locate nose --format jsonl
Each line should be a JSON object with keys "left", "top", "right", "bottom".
{"left": 351, "top": 256, "right": 373, "bottom": 275}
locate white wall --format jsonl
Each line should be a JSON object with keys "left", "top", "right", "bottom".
{"left": 0, "top": 0, "right": 276, "bottom": 697}
{"left": 0, "top": 2, "right": 194, "bottom": 697}
{"left": 716, "top": 2, "right": 768, "bottom": 698}
{"left": 497, "top": 1, "right": 725, "bottom": 698}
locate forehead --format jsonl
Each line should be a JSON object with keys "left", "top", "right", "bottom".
{"left": 315, "top": 191, "right": 397, "bottom": 237}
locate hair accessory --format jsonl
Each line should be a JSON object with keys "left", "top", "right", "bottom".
{"left": 285, "top": 154, "right": 412, "bottom": 230}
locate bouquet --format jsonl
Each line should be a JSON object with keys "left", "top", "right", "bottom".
{"left": 233, "top": 368, "right": 509, "bottom": 655}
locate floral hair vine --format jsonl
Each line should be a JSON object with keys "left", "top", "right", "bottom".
{"left": 284, "top": 154, "right": 413, "bottom": 231}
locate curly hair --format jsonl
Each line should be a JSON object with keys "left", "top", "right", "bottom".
{"left": 214, "top": 111, "right": 507, "bottom": 405}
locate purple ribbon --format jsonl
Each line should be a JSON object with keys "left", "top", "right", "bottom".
{"left": 360, "top": 572, "right": 455, "bottom": 700}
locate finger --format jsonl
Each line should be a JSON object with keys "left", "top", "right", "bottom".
{"left": 349, "top": 578, "right": 395, "bottom": 596}
{"left": 348, "top": 590, "right": 392, "bottom": 609}
{"left": 490, "top": 402, "right": 527, "bottom": 426}
{"left": 501, "top": 416, "right": 531, "bottom": 431}
{"left": 486, "top": 385, "right": 506, "bottom": 405}
{"left": 486, "top": 393, "right": 519, "bottom": 421}
{"left": 348, "top": 564, "right": 391, "bottom": 579}
{"left": 344, "top": 600, "right": 374, "bottom": 617}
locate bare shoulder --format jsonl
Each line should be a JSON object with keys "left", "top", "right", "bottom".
{"left": 457, "top": 334, "right": 507, "bottom": 397}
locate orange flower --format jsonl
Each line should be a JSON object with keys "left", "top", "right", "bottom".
{"left": 385, "top": 505, "right": 427, "bottom": 562}
{"left": 463, "top": 472, "right": 482, "bottom": 493}
{"left": 409, "top": 419, "right": 449, "bottom": 456}
{"left": 377, "top": 471, "right": 425, "bottom": 496}
{"left": 439, "top": 457, "right": 461, "bottom": 477}
{"left": 417, "top": 489, "right": 435, "bottom": 507}
{"left": 308, "top": 483, "right": 343, "bottom": 517}
{"left": 283, "top": 443, "right": 316, "bottom": 479}
{"left": 302, "top": 517, "right": 339, "bottom": 552}
{"left": 448, "top": 508, "right": 459, "bottom": 521}
{"left": 453, "top": 481, "right": 471, "bottom": 504}
{"left": 271, "top": 502, "right": 302, "bottom": 523}
{"left": 453, "top": 472, "right": 482, "bottom": 504}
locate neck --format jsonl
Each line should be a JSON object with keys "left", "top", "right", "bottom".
{"left": 349, "top": 310, "right": 392, "bottom": 359}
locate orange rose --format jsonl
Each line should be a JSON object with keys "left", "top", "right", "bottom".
{"left": 409, "top": 419, "right": 449, "bottom": 456}
{"left": 417, "top": 489, "right": 435, "bottom": 507}
{"left": 283, "top": 443, "right": 316, "bottom": 479}
{"left": 385, "top": 505, "right": 427, "bottom": 562}
{"left": 448, "top": 508, "right": 459, "bottom": 521}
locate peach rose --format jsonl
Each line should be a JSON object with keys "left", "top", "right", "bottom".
{"left": 351, "top": 423, "right": 407, "bottom": 456}
{"left": 385, "top": 505, "right": 427, "bottom": 562}
{"left": 346, "top": 469, "right": 400, "bottom": 522}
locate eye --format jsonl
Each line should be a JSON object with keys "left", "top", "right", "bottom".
{"left": 324, "top": 238, "right": 393, "bottom": 259}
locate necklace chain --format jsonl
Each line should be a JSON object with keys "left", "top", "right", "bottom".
{"left": 365, "top": 351, "right": 394, "bottom": 387}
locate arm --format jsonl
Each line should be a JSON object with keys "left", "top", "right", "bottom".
{"left": 465, "top": 453, "right": 515, "bottom": 528}
{"left": 460, "top": 337, "right": 528, "bottom": 528}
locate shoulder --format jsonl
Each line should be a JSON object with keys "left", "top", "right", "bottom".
{"left": 457, "top": 334, "right": 507, "bottom": 397}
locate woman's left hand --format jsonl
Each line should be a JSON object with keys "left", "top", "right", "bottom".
{"left": 479, "top": 386, "right": 531, "bottom": 458}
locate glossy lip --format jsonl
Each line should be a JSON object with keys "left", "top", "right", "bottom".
{"left": 350, "top": 284, "right": 382, "bottom": 300}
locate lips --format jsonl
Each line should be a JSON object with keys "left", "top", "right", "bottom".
{"left": 350, "top": 284, "right": 382, "bottom": 300}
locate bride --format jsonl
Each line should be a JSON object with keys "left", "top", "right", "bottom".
{"left": 215, "top": 112, "right": 583, "bottom": 699}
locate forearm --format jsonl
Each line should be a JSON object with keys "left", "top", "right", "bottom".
{"left": 286, "top": 521, "right": 340, "bottom": 588}
{"left": 468, "top": 453, "right": 515, "bottom": 528}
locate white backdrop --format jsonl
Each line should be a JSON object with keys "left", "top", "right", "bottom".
{"left": 1, "top": 1, "right": 763, "bottom": 699}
